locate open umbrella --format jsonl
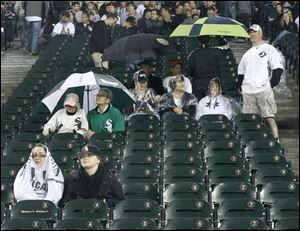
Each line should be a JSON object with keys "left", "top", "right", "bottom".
{"left": 170, "top": 16, "right": 249, "bottom": 38}
{"left": 42, "top": 71, "right": 135, "bottom": 113}
{"left": 102, "top": 33, "right": 179, "bottom": 62}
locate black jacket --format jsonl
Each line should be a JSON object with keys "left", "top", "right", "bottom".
{"left": 58, "top": 165, "right": 124, "bottom": 208}
{"left": 90, "top": 20, "right": 111, "bottom": 53}
{"left": 75, "top": 21, "right": 94, "bottom": 35}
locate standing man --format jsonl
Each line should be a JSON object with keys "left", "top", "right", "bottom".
{"left": 86, "top": 88, "right": 125, "bottom": 139}
{"left": 22, "top": 1, "right": 47, "bottom": 56}
{"left": 90, "top": 13, "right": 118, "bottom": 69}
{"left": 238, "top": 24, "right": 283, "bottom": 142}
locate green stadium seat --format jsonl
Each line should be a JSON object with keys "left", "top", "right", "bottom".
{"left": 239, "top": 131, "right": 274, "bottom": 146}
{"left": 218, "top": 218, "right": 268, "bottom": 230}
{"left": 10, "top": 132, "right": 46, "bottom": 143}
{"left": 212, "top": 182, "right": 256, "bottom": 205}
{"left": 164, "top": 218, "right": 213, "bottom": 230}
{"left": 101, "top": 155, "right": 119, "bottom": 173}
{"left": 203, "top": 140, "right": 242, "bottom": 158}
{"left": 274, "top": 218, "right": 299, "bottom": 230}
{"left": 54, "top": 219, "right": 104, "bottom": 230}
{"left": 62, "top": 199, "right": 109, "bottom": 226}
{"left": 90, "top": 132, "right": 124, "bottom": 146}
{"left": 235, "top": 122, "right": 269, "bottom": 136}
{"left": 109, "top": 218, "right": 157, "bottom": 230}
{"left": 249, "top": 154, "right": 290, "bottom": 172}
{"left": 1, "top": 202, "right": 6, "bottom": 225}
{"left": 87, "top": 141, "right": 121, "bottom": 159}
{"left": 51, "top": 153, "right": 78, "bottom": 172}
{"left": 127, "top": 114, "right": 160, "bottom": 126}
{"left": 218, "top": 199, "right": 265, "bottom": 220}
{"left": 164, "top": 141, "right": 201, "bottom": 158}
{"left": 164, "top": 131, "right": 198, "bottom": 142}
{"left": 164, "top": 167, "right": 206, "bottom": 188}
{"left": 3, "top": 140, "right": 37, "bottom": 156}
{"left": 163, "top": 114, "right": 197, "bottom": 126}
{"left": 1, "top": 218, "right": 50, "bottom": 230}
{"left": 127, "top": 132, "right": 160, "bottom": 143}
{"left": 50, "top": 133, "right": 86, "bottom": 148}
{"left": 163, "top": 182, "right": 208, "bottom": 204}
{"left": 121, "top": 155, "right": 160, "bottom": 171}
{"left": 1, "top": 165, "right": 19, "bottom": 183}
{"left": 165, "top": 199, "right": 212, "bottom": 220}
{"left": 10, "top": 200, "right": 58, "bottom": 223}
{"left": 209, "top": 167, "right": 251, "bottom": 187}
{"left": 206, "top": 154, "right": 245, "bottom": 172}
{"left": 270, "top": 198, "right": 299, "bottom": 222}
{"left": 123, "top": 141, "right": 160, "bottom": 157}
{"left": 2, "top": 154, "right": 29, "bottom": 166}
{"left": 164, "top": 155, "right": 204, "bottom": 171}
{"left": 244, "top": 140, "right": 283, "bottom": 159}
{"left": 126, "top": 123, "right": 160, "bottom": 134}
{"left": 119, "top": 167, "right": 159, "bottom": 184}
{"left": 253, "top": 167, "right": 297, "bottom": 187}
{"left": 1, "top": 183, "right": 15, "bottom": 206}
{"left": 113, "top": 199, "right": 161, "bottom": 222}
{"left": 122, "top": 183, "right": 159, "bottom": 203}
{"left": 260, "top": 181, "right": 299, "bottom": 204}
{"left": 199, "top": 122, "right": 233, "bottom": 134}
{"left": 233, "top": 113, "right": 265, "bottom": 125}
{"left": 198, "top": 114, "right": 231, "bottom": 126}
{"left": 201, "top": 131, "right": 237, "bottom": 145}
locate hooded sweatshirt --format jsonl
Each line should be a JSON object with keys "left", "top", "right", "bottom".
{"left": 196, "top": 78, "right": 240, "bottom": 120}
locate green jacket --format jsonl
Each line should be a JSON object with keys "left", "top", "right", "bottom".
{"left": 87, "top": 105, "right": 125, "bottom": 133}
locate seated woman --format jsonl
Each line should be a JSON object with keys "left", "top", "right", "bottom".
{"left": 158, "top": 75, "right": 198, "bottom": 119}
{"left": 163, "top": 59, "right": 192, "bottom": 93}
{"left": 196, "top": 78, "right": 240, "bottom": 120}
{"left": 126, "top": 70, "right": 160, "bottom": 119}
{"left": 14, "top": 143, "right": 64, "bottom": 205}
{"left": 42, "top": 93, "right": 89, "bottom": 138}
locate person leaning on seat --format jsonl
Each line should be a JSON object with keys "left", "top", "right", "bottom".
{"left": 86, "top": 88, "right": 125, "bottom": 139}
{"left": 58, "top": 144, "right": 125, "bottom": 208}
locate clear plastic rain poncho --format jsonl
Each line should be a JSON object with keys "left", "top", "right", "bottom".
{"left": 158, "top": 75, "right": 198, "bottom": 119}
{"left": 196, "top": 78, "right": 241, "bottom": 120}
{"left": 128, "top": 71, "right": 160, "bottom": 119}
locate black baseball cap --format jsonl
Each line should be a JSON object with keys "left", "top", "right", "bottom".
{"left": 79, "top": 144, "right": 101, "bottom": 158}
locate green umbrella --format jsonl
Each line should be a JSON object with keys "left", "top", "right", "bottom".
{"left": 170, "top": 16, "right": 249, "bottom": 38}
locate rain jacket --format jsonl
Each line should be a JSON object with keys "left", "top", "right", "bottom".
{"left": 196, "top": 78, "right": 240, "bottom": 120}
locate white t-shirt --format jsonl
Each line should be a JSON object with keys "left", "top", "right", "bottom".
{"left": 25, "top": 16, "right": 42, "bottom": 22}
{"left": 174, "top": 97, "right": 182, "bottom": 108}
{"left": 238, "top": 43, "right": 283, "bottom": 94}
{"left": 51, "top": 21, "right": 75, "bottom": 37}
{"left": 295, "top": 17, "right": 299, "bottom": 30}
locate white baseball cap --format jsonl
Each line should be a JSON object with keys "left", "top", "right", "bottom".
{"left": 64, "top": 93, "right": 79, "bottom": 107}
{"left": 247, "top": 24, "right": 262, "bottom": 32}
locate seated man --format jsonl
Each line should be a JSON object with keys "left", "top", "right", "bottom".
{"left": 58, "top": 144, "right": 124, "bottom": 208}
{"left": 196, "top": 78, "right": 240, "bottom": 120}
{"left": 86, "top": 88, "right": 125, "bottom": 138}
{"left": 75, "top": 11, "right": 94, "bottom": 35}
{"left": 51, "top": 11, "right": 75, "bottom": 37}
{"left": 163, "top": 59, "right": 192, "bottom": 93}
{"left": 158, "top": 75, "right": 198, "bottom": 120}
{"left": 42, "top": 93, "right": 89, "bottom": 137}
{"left": 14, "top": 143, "right": 64, "bottom": 205}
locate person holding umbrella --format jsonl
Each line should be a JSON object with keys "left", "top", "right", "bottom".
{"left": 42, "top": 93, "right": 89, "bottom": 138}
{"left": 86, "top": 88, "right": 125, "bottom": 139}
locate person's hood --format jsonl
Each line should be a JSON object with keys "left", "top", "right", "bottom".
{"left": 208, "top": 77, "right": 222, "bottom": 97}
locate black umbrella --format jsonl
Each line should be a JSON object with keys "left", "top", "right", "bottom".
{"left": 102, "top": 33, "right": 179, "bottom": 62}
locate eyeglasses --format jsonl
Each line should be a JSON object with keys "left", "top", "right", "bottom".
{"left": 32, "top": 153, "right": 47, "bottom": 158}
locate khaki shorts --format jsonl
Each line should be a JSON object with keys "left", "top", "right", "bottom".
{"left": 242, "top": 87, "right": 277, "bottom": 118}
{"left": 91, "top": 52, "right": 109, "bottom": 69}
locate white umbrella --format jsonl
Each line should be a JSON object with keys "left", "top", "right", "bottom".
{"left": 42, "top": 71, "right": 135, "bottom": 113}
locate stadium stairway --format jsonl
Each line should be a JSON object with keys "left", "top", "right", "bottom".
{"left": 229, "top": 40, "right": 299, "bottom": 176}
{"left": 1, "top": 38, "right": 38, "bottom": 106}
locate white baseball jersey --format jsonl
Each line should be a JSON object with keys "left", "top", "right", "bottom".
{"left": 238, "top": 43, "right": 283, "bottom": 94}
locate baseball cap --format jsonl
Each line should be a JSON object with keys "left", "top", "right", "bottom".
{"left": 137, "top": 70, "right": 148, "bottom": 83}
{"left": 64, "top": 93, "right": 79, "bottom": 107}
{"left": 97, "top": 88, "right": 113, "bottom": 100}
{"left": 247, "top": 24, "right": 262, "bottom": 32}
{"left": 79, "top": 144, "right": 101, "bottom": 158}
